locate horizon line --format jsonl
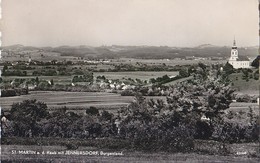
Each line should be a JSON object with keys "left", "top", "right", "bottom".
{"left": 2, "top": 43, "right": 259, "bottom": 49}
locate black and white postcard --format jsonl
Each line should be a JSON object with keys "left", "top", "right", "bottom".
{"left": 1, "top": 0, "right": 260, "bottom": 162}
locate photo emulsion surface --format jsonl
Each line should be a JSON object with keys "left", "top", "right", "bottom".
{"left": 0, "top": 0, "right": 260, "bottom": 162}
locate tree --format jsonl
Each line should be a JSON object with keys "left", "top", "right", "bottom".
{"left": 253, "top": 70, "right": 259, "bottom": 80}
{"left": 35, "top": 77, "right": 39, "bottom": 85}
{"left": 51, "top": 60, "right": 57, "bottom": 65}
{"left": 251, "top": 55, "right": 260, "bottom": 68}
{"left": 150, "top": 78, "right": 156, "bottom": 83}
{"left": 242, "top": 69, "right": 249, "bottom": 81}
{"left": 164, "top": 66, "right": 235, "bottom": 139}
{"left": 100, "top": 111, "right": 113, "bottom": 121}
{"left": 50, "top": 79, "right": 54, "bottom": 86}
{"left": 198, "top": 62, "right": 207, "bottom": 71}
{"left": 23, "top": 71, "right": 27, "bottom": 76}
{"left": 223, "top": 62, "right": 234, "bottom": 75}
{"left": 10, "top": 99, "right": 49, "bottom": 137}
{"left": 179, "top": 68, "right": 189, "bottom": 77}
{"left": 3, "top": 64, "right": 8, "bottom": 74}
{"left": 86, "top": 106, "right": 99, "bottom": 116}
{"left": 73, "top": 69, "right": 84, "bottom": 75}
{"left": 119, "top": 93, "right": 195, "bottom": 152}
{"left": 97, "top": 75, "right": 106, "bottom": 80}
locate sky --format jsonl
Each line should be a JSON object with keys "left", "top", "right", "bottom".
{"left": 1, "top": 0, "right": 259, "bottom": 47}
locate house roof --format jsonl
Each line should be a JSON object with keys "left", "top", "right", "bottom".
{"left": 237, "top": 55, "right": 250, "bottom": 61}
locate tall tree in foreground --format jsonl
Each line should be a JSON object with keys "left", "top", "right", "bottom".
{"left": 10, "top": 99, "right": 49, "bottom": 137}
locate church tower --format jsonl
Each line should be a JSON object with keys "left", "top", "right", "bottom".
{"left": 228, "top": 38, "right": 250, "bottom": 69}
{"left": 229, "top": 39, "right": 238, "bottom": 61}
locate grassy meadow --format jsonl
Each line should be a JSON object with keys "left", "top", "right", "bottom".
{"left": 0, "top": 91, "right": 166, "bottom": 112}
{"left": 3, "top": 75, "right": 73, "bottom": 84}
{"left": 1, "top": 71, "right": 180, "bottom": 86}
{"left": 0, "top": 91, "right": 132, "bottom": 111}
{"left": 229, "top": 72, "right": 259, "bottom": 95}
{"left": 1, "top": 143, "right": 259, "bottom": 162}
{"left": 110, "top": 58, "right": 226, "bottom": 66}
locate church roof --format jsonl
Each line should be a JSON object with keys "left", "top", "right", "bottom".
{"left": 236, "top": 55, "right": 250, "bottom": 61}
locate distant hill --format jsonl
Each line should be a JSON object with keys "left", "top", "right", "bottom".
{"left": 2, "top": 44, "right": 258, "bottom": 60}
{"left": 196, "top": 44, "right": 218, "bottom": 49}
{"left": 111, "top": 45, "right": 257, "bottom": 59}
{"left": 2, "top": 44, "right": 40, "bottom": 51}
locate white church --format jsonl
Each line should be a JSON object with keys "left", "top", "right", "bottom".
{"left": 228, "top": 39, "right": 251, "bottom": 69}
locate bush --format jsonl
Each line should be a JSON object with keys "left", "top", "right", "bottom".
{"left": 100, "top": 111, "right": 113, "bottom": 121}
{"left": 235, "top": 94, "right": 257, "bottom": 103}
{"left": 194, "top": 140, "right": 231, "bottom": 156}
{"left": 130, "top": 125, "right": 194, "bottom": 152}
{"left": 253, "top": 70, "right": 259, "bottom": 80}
{"left": 1, "top": 89, "right": 16, "bottom": 97}
{"left": 86, "top": 106, "right": 99, "bottom": 116}
{"left": 121, "top": 89, "right": 136, "bottom": 96}
{"left": 1, "top": 88, "right": 28, "bottom": 97}
{"left": 212, "top": 121, "right": 258, "bottom": 143}
{"left": 66, "top": 142, "right": 79, "bottom": 150}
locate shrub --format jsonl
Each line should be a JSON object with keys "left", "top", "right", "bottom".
{"left": 66, "top": 142, "right": 79, "bottom": 150}
{"left": 1, "top": 88, "right": 28, "bottom": 97}
{"left": 100, "top": 111, "right": 113, "bottom": 121}
{"left": 212, "top": 121, "right": 258, "bottom": 143}
{"left": 130, "top": 125, "right": 194, "bottom": 152}
{"left": 1, "top": 89, "right": 16, "bottom": 97}
{"left": 86, "top": 106, "right": 99, "bottom": 116}
{"left": 121, "top": 89, "right": 136, "bottom": 96}
{"left": 235, "top": 94, "right": 257, "bottom": 103}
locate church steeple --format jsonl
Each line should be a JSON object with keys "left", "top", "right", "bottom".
{"left": 230, "top": 39, "right": 238, "bottom": 60}
{"left": 228, "top": 37, "right": 250, "bottom": 69}
{"left": 232, "top": 38, "right": 237, "bottom": 49}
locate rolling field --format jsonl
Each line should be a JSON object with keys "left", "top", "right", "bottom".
{"left": 163, "top": 76, "right": 193, "bottom": 86}
{"left": 110, "top": 58, "right": 226, "bottom": 66}
{"left": 227, "top": 102, "right": 259, "bottom": 125}
{"left": 1, "top": 89, "right": 257, "bottom": 111}
{"left": 229, "top": 73, "right": 259, "bottom": 95}
{"left": 0, "top": 91, "right": 166, "bottom": 113}
{"left": 3, "top": 76, "right": 73, "bottom": 84}
{"left": 1, "top": 90, "right": 257, "bottom": 113}
{"left": 2, "top": 51, "right": 79, "bottom": 62}
{"left": 0, "top": 91, "right": 132, "bottom": 111}
{"left": 229, "top": 102, "right": 259, "bottom": 110}
{"left": 2, "top": 71, "right": 179, "bottom": 84}
{"left": 228, "top": 102, "right": 259, "bottom": 117}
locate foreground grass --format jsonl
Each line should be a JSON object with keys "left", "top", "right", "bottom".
{"left": 1, "top": 137, "right": 132, "bottom": 151}
{"left": 2, "top": 144, "right": 259, "bottom": 163}
{"left": 1, "top": 137, "right": 260, "bottom": 162}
